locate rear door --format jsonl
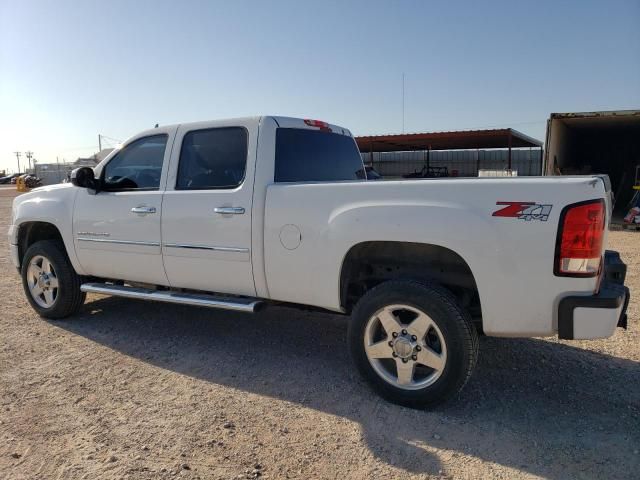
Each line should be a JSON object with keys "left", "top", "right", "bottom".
{"left": 161, "top": 119, "right": 258, "bottom": 296}
{"left": 73, "top": 129, "right": 176, "bottom": 284}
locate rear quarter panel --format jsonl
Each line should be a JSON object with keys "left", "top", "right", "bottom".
{"left": 263, "top": 177, "right": 607, "bottom": 337}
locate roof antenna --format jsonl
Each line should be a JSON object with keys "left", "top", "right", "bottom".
{"left": 154, "top": 123, "right": 159, "bottom": 128}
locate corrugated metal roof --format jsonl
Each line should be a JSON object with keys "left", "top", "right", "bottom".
{"left": 550, "top": 109, "right": 640, "bottom": 120}
{"left": 549, "top": 110, "right": 640, "bottom": 129}
{"left": 356, "top": 128, "right": 542, "bottom": 152}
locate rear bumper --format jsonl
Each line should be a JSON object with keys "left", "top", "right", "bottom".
{"left": 558, "top": 251, "right": 630, "bottom": 340}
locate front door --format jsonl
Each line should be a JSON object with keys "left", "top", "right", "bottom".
{"left": 161, "top": 120, "right": 257, "bottom": 296}
{"left": 73, "top": 130, "right": 175, "bottom": 285}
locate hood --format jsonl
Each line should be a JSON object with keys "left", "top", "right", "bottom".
{"left": 12, "top": 182, "right": 77, "bottom": 213}
{"left": 29, "top": 182, "right": 75, "bottom": 194}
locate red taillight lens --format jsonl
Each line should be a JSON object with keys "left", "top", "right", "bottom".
{"left": 303, "top": 119, "right": 332, "bottom": 131}
{"left": 555, "top": 199, "right": 606, "bottom": 277}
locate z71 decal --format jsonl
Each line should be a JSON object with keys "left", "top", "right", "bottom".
{"left": 492, "top": 202, "right": 553, "bottom": 221}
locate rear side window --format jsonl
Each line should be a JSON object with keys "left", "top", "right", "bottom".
{"left": 176, "top": 127, "right": 248, "bottom": 190}
{"left": 275, "top": 128, "right": 365, "bottom": 183}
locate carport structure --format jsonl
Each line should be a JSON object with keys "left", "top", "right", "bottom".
{"left": 356, "top": 128, "right": 543, "bottom": 175}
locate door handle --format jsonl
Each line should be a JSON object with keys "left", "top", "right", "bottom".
{"left": 131, "top": 206, "right": 157, "bottom": 215}
{"left": 214, "top": 207, "right": 245, "bottom": 215}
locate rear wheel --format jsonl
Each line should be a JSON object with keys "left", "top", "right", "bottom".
{"left": 348, "top": 280, "right": 478, "bottom": 408}
{"left": 21, "top": 240, "right": 85, "bottom": 319}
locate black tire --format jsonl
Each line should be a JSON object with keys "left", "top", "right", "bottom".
{"left": 348, "top": 280, "right": 478, "bottom": 409}
{"left": 21, "top": 240, "right": 86, "bottom": 319}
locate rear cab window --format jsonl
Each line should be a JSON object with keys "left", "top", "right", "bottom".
{"left": 274, "top": 128, "right": 365, "bottom": 183}
{"left": 176, "top": 127, "right": 248, "bottom": 190}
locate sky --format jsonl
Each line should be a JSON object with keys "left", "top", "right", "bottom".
{"left": 1, "top": 0, "right": 639, "bottom": 173}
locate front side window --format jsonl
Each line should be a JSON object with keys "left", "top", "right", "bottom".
{"left": 102, "top": 135, "right": 168, "bottom": 191}
{"left": 176, "top": 127, "right": 248, "bottom": 190}
{"left": 274, "top": 128, "right": 365, "bottom": 183}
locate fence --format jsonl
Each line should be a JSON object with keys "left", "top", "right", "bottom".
{"left": 362, "top": 148, "right": 543, "bottom": 178}
{"left": 32, "top": 164, "right": 75, "bottom": 185}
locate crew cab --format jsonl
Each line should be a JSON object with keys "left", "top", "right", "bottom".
{"left": 8, "top": 116, "right": 630, "bottom": 407}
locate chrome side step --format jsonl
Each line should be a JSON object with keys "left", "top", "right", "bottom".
{"left": 80, "top": 283, "right": 263, "bottom": 313}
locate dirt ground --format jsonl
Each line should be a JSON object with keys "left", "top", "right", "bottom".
{"left": 1, "top": 186, "right": 638, "bottom": 480}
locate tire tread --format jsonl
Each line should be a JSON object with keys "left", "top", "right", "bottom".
{"left": 21, "top": 240, "right": 85, "bottom": 319}
{"left": 349, "top": 279, "right": 479, "bottom": 408}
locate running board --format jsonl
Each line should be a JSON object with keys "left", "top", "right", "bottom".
{"left": 80, "top": 283, "right": 263, "bottom": 313}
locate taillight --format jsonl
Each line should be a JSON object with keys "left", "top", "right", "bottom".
{"left": 555, "top": 199, "right": 606, "bottom": 277}
{"left": 304, "top": 119, "right": 332, "bottom": 131}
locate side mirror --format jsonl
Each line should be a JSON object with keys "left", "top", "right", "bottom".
{"left": 70, "top": 167, "right": 98, "bottom": 190}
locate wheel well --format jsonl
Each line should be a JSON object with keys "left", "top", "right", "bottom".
{"left": 18, "top": 222, "right": 65, "bottom": 265}
{"left": 340, "top": 241, "right": 482, "bottom": 320}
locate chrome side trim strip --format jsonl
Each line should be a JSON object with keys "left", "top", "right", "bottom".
{"left": 77, "top": 237, "right": 160, "bottom": 247}
{"left": 77, "top": 238, "right": 247, "bottom": 252}
{"left": 77, "top": 231, "right": 111, "bottom": 237}
{"left": 163, "top": 243, "right": 249, "bottom": 253}
{"left": 80, "top": 283, "right": 262, "bottom": 313}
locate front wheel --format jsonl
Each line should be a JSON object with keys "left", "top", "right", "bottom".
{"left": 348, "top": 280, "right": 478, "bottom": 408}
{"left": 21, "top": 240, "right": 86, "bottom": 319}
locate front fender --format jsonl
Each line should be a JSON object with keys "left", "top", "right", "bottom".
{"left": 11, "top": 185, "right": 85, "bottom": 274}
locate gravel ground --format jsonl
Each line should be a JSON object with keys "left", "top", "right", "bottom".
{"left": 1, "top": 186, "right": 638, "bottom": 480}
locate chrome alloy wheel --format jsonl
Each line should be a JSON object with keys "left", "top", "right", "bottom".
{"left": 26, "top": 255, "right": 59, "bottom": 308}
{"left": 363, "top": 304, "right": 447, "bottom": 390}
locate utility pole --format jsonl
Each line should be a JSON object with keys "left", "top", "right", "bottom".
{"left": 13, "top": 151, "right": 21, "bottom": 173}
{"left": 25, "top": 151, "right": 33, "bottom": 171}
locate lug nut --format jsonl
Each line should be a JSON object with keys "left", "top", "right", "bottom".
{"left": 392, "top": 352, "right": 398, "bottom": 358}
{"left": 412, "top": 355, "right": 417, "bottom": 361}
{"left": 411, "top": 335, "right": 417, "bottom": 341}
{"left": 416, "top": 345, "right": 422, "bottom": 351}
{"left": 392, "top": 332, "right": 398, "bottom": 338}
{"left": 388, "top": 341, "right": 394, "bottom": 347}
{"left": 402, "top": 358, "right": 408, "bottom": 363}
{"left": 401, "top": 329, "right": 407, "bottom": 335}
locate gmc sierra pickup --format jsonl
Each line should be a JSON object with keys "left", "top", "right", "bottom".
{"left": 8, "top": 116, "right": 630, "bottom": 407}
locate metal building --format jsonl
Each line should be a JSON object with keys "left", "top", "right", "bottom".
{"left": 356, "top": 129, "right": 543, "bottom": 178}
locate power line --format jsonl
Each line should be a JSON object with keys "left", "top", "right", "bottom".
{"left": 465, "top": 120, "right": 547, "bottom": 129}
{"left": 99, "top": 134, "right": 122, "bottom": 144}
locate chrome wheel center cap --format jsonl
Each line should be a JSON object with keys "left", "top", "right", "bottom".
{"left": 393, "top": 336, "right": 414, "bottom": 359}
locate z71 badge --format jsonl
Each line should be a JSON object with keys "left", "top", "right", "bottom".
{"left": 492, "top": 202, "right": 553, "bottom": 221}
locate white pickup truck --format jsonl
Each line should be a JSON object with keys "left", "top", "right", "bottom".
{"left": 8, "top": 116, "right": 630, "bottom": 407}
